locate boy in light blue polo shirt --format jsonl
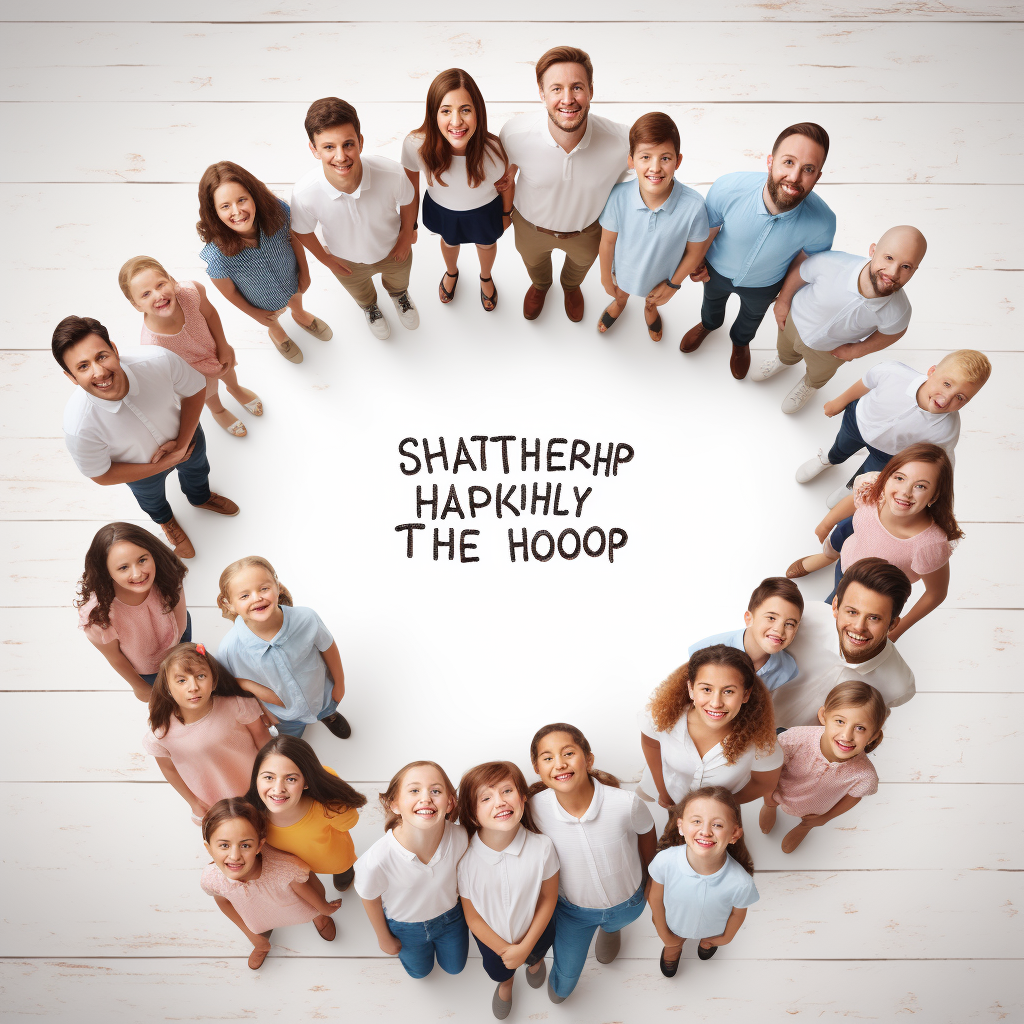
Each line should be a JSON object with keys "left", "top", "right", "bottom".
{"left": 689, "top": 578, "right": 804, "bottom": 693}
{"left": 597, "top": 112, "right": 709, "bottom": 342}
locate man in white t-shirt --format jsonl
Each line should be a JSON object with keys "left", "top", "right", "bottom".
{"left": 55, "top": 315, "right": 239, "bottom": 559}
{"left": 755, "top": 224, "right": 927, "bottom": 413}
{"left": 499, "top": 45, "right": 629, "bottom": 324}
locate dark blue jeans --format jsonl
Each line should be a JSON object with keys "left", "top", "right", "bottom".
{"left": 827, "top": 401, "right": 893, "bottom": 486}
{"left": 126, "top": 425, "right": 212, "bottom": 525}
{"left": 138, "top": 611, "right": 193, "bottom": 686}
{"left": 386, "top": 901, "right": 468, "bottom": 979}
{"left": 475, "top": 915, "right": 556, "bottom": 983}
{"left": 700, "top": 260, "right": 784, "bottom": 347}
{"left": 826, "top": 516, "right": 857, "bottom": 603}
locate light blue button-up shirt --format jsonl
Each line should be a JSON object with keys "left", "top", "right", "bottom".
{"left": 688, "top": 627, "right": 798, "bottom": 693}
{"left": 217, "top": 605, "right": 334, "bottom": 724}
{"left": 704, "top": 171, "right": 835, "bottom": 288}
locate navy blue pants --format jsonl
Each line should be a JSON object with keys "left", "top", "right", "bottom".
{"left": 475, "top": 916, "right": 556, "bottom": 983}
{"left": 126, "top": 425, "right": 212, "bottom": 525}
{"left": 700, "top": 260, "right": 784, "bottom": 347}
{"left": 825, "top": 516, "right": 857, "bottom": 603}
{"left": 827, "top": 401, "right": 893, "bottom": 486}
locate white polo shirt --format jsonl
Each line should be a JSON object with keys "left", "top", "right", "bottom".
{"left": 456, "top": 827, "right": 559, "bottom": 944}
{"left": 290, "top": 156, "right": 415, "bottom": 265}
{"left": 500, "top": 110, "right": 630, "bottom": 233}
{"left": 62, "top": 348, "right": 206, "bottom": 478}
{"left": 857, "top": 360, "right": 960, "bottom": 461}
{"left": 353, "top": 820, "right": 468, "bottom": 923}
{"left": 791, "top": 251, "right": 912, "bottom": 352}
{"left": 530, "top": 782, "right": 654, "bottom": 909}
{"left": 771, "top": 601, "right": 915, "bottom": 729}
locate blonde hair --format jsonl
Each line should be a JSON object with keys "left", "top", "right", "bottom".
{"left": 822, "top": 680, "right": 890, "bottom": 753}
{"left": 936, "top": 349, "right": 991, "bottom": 387}
{"left": 216, "top": 555, "right": 294, "bottom": 620}
{"left": 118, "top": 255, "right": 175, "bottom": 303}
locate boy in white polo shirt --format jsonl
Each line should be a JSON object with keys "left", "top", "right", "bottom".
{"left": 755, "top": 225, "right": 927, "bottom": 413}
{"left": 291, "top": 97, "right": 419, "bottom": 341}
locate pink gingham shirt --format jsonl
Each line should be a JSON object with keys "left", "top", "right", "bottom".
{"left": 772, "top": 727, "right": 878, "bottom": 817}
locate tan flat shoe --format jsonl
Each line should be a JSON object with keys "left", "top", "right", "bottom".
{"left": 786, "top": 558, "right": 810, "bottom": 579}
{"left": 212, "top": 408, "right": 246, "bottom": 437}
{"left": 192, "top": 492, "right": 239, "bottom": 517}
{"left": 248, "top": 946, "right": 270, "bottom": 970}
{"left": 314, "top": 916, "right": 337, "bottom": 941}
{"left": 235, "top": 387, "right": 263, "bottom": 416}
{"left": 269, "top": 329, "right": 303, "bottom": 363}
{"left": 294, "top": 316, "right": 333, "bottom": 341}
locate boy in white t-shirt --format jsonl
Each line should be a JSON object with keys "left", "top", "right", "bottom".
{"left": 291, "top": 97, "right": 419, "bottom": 341}
{"left": 755, "top": 225, "right": 927, "bottom": 413}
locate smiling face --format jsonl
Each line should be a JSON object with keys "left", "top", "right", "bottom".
{"left": 310, "top": 123, "right": 363, "bottom": 191}
{"left": 744, "top": 598, "right": 802, "bottom": 657}
{"left": 882, "top": 460, "right": 939, "bottom": 520}
{"left": 212, "top": 180, "right": 258, "bottom": 237}
{"left": 391, "top": 767, "right": 454, "bottom": 831}
{"left": 765, "top": 133, "right": 825, "bottom": 212}
{"left": 105, "top": 540, "right": 156, "bottom": 599}
{"left": 255, "top": 754, "right": 306, "bottom": 816}
{"left": 222, "top": 566, "right": 281, "bottom": 626}
{"left": 62, "top": 334, "right": 128, "bottom": 402}
{"left": 474, "top": 777, "right": 525, "bottom": 834}
{"left": 128, "top": 268, "right": 177, "bottom": 320}
{"left": 539, "top": 62, "right": 591, "bottom": 135}
{"left": 677, "top": 796, "right": 742, "bottom": 863}
{"left": 205, "top": 818, "right": 264, "bottom": 881}
{"left": 832, "top": 581, "right": 895, "bottom": 663}
{"left": 687, "top": 663, "right": 751, "bottom": 730}
{"left": 629, "top": 140, "right": 682, "bottom": 202}
{"left": 167, "top": 658, "right": 214, "bottom": 717}
{"left": 533, "top": 730, "right": 594, "bottom": 795}
{"left": 864, "top": 226, "right": 926, "bottom": 297}
{"left": 817, "top": 702, "right": 880, "bottom": 761}
{"left": 436, "top": 87, "right": 477, "bottom": 152}
{"left": 917, "top": 362, "right": 983, "bottom": 414}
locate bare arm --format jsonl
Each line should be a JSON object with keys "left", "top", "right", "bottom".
{"left": 831, "top": 329, "right": 906, "bottom": 364}
{"left": 207, "top": 276, "right": 281, "bottom": 326}
{"left": 244, "top": 717, "right": 274, "bottom": 748}
{"left": 772, "top": 250, "right": 812, "bottom": 329}
{"left": 154, "top": 755, "right": 207, "bottom": 817}
{"left": 404, "top": 167, "right": 420, "bottom": 214}
{"left": 236, "top": 676, "right": 285, "bottom": 708}
{"left": 701, "top": 905, "right": 748, "bottom": 948}
{"left": 195, "top": 281, "right": 233, "bottom": 367}
{"left": 688, "top": 225, "right": 721, "bottom": 282}
{"left": 637, "top": 826, "right": 657, "bottom": 874}
{"left": 212, "top": 893, "right": 269, "bottom": 949}
{"left": 294, "top": 230, "right": 352, "bottom": 277}
{"left": 499, "top": 874, "right": 559, "bottom": 970}
{"left": 648, "top": 881, "right": 683, "bottom": 949}
{"left": 289, "top": 878, "right": 342, "bottom": 916}
{"left": 815, "top": 494, "right": 856, "bottom": 543}
{"left": 888, "top": 563, "right": 949, "bottom": 640}
{"left": 290, "top": 232, "right": 311, "bottom": 292}
{"left": 733, "top": 766, "right": 782, "bottom": 805}
{"left": 824, "top": 378, "right": 870, "bottom": 418}
{"left": 640, "top": 733, "right": 673, "bottom": 808}
{"left": 90, "top": 441, "right": 197, "bottom": 485}
{"left": 88, "top": 637, "right": 150, "bottom": 701}
{"left": 319, "top": 641, "right": 345, "bottom": 703}
{"left": 462, "top": 893, "right": 511, "bottom": 957}
{"left": 361, "top": 895, "right": 401, "bottom": 955}
{"left": 388, "top": 199, "right": 418, "bottom": 263}
{"left": 599, "top": 229, "right": 625, "bottom": 302}
{"left": 801, "top": 792, "right": 862, "bottom": 827}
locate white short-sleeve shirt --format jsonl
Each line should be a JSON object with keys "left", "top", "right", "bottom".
{"left": 791, "top": 251, "right": 912, "bottom": 352}
{"left": 353, "top": 820, "right": 468, "bottom": 923}
{"left": 400, "top": 133, "right": 505, "bottom": 212}
{"left": 456, "top": 827, "right": 559, "bottom": 944}
{"left": 290, "top": 156, "right": 415, "bottom": 265}
{"left": 530, "top": 782, "right": 654, "bottom": 909}
{"left": 500, "top": 111, "right": 630, "bottom": 233}
{"left": 62, "top": 348, "right": 206, "bottom": 478}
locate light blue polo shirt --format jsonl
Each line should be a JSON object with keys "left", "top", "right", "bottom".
{"left": 217, "top": 605, "right": 335, "bottom": 724}
{"left": 704, "top": 171, "right": 835, "bottom": 288}
{"left": 688, "top": 627, "right": 797, "bottom": 693}
{"left": 599, "top": 178, "right": 710, "bottom": 296}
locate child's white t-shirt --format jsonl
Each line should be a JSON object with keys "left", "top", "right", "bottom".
{"left": 401, "top": 133, "right": 504, "bottom": 211}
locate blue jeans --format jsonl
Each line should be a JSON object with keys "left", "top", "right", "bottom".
{"left": 827, "top": 401, "right": 893, "bottom": 486}
{"left": 273, "top": 697, "right": 339, "bottom": 738}
{"left": 386, "top": 901, "right": 468, "bottom": 979}
{"left": 826, "top": 516, "right": 856, "bottom": 603}
{"left": 475, "top": 915, "right": 556, "bottom": 983}
{"left": 126, "top": 425, "right": 212, "bottom": 525}
{"left": 549, "top": 882, "right": 646, "bottom": 999}
{"left": 138, "top": 612, "right": 192, "bottom": 686}
{"left": 700, "top": 260, "right": 784, "bottom": 347}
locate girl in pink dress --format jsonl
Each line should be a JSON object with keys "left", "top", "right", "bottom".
{"left": 201, "top": 798, "right": 341, "bottom": 970}
{"left": 118, "top": 255, "right": 262, "bottom": 437}
{"left": 787, "top": 443, "right": 962, "bottom": 639}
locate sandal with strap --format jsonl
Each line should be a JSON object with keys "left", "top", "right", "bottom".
{"left": 479, "top": 275, "right": 498, "bottom": 312}
{"left": 234, "top": 387, "right": 263, "bottom": 416}
{"left": 212, "top": 408, "right": 247, "bottom": 437}
{"left": 439, "top": 269, "right": 459, "bottom": 303}
{"left": 646, "top": 310, "right": 664, "bottom": 342}
{"left": 597, "top": 301, "right": 621, "bottom": 333}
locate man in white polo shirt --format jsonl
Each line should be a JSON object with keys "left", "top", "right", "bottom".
{"left": 55, "top": 315, "right": 239, "bottom": 559}
{"left": 755, "top": 224, "right": 927, "bottom": 413}
{"left": 500, "top": 45, "right": 629, "bottom": 323}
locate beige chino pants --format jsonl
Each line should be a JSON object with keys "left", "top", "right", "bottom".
{"left": 777, "top": 315, "right": 845, "bottom": 390}
{"left": 331, "top": 251, "right": 413, "bottom": 308}
{"left": 511, "top": 210, "right": 602, "bottom": 291}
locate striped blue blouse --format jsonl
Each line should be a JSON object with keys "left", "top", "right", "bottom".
{"left": 199, "top": 199, "right": 300, "bottom": 311}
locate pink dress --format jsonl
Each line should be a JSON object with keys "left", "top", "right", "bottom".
{"left": 201, "top": 846, "right": 318, "bottom": 933}
{"left": 79, "top": 587, "right": 184, "bottom": 674}
{"left": 140, "top": 280, "right": 223, "bottom": 377}
{"left": 772, "top": 726, "right": 878, "bottom": 817}
{"left": 839, "top": 474, "right": 952, "bottom": 583}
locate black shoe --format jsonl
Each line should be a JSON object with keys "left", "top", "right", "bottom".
{"left": 333, "top": 868, "right": 354, "bottom": 892}
{"left": 659, "top": 947, "right": 681, "bottom": 977}
{"left": 322, "top": 712, "right": 351, "bottom": 739}
{"left": 697, "top": 943, "right": 718, "bottom": 961}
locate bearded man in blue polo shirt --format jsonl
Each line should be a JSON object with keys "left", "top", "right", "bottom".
{"left": 680, "top": 123, "right": 836, "bottom": 380}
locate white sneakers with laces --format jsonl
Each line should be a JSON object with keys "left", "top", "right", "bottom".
{"left": 391, "top": 291, "right": 420, "bottom": 330}
{"left": 751, "top": 355, "right": 789, "bottom": 382}
{"left": 795, "top": 449, "right": 833, "bottom": 483}
{"left": 362, "top": 303, "right": 391, "bottom": 340}
{"left": 781, "top": 375, "right": 816, "bottom": 414}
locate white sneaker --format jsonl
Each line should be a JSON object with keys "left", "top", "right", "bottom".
{"left": 363, "top": 303, "right": 391, "bottom": 340}
{"left": 781, "top": 375, "right": 816, "bottom": 414}
{"left": 795, "top": 449, "right": 833, "bottom": 483}
{"left": 826, "top": 484, "right": 852, "bottom": 509}
{"left": 752, "top": 355, "right": 788, "bottom": 382}
{"left": 391, "top": 291, "right": 420, "bottom": 330}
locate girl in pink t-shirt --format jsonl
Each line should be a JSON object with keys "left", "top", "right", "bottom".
{"left": 787, "top": 443, "right": 962, "bottom": 639}
{"left": 76, "top": 522, "right": 190, "bottom": 701}
{"left": 201, "top": 798, "right": 341, "bottom": 970}
{"left": 118, "top": 255, "right": 262, "bottom": 438}
{"left": 145, "top": 643, "right": 272, "bottom": 824}
{"left": 759, "top": 681, "right": 888, "bottom": 853}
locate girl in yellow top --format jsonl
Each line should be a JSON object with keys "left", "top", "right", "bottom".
{"left": 247, "top": 735, "right": 366, "bottom": 893}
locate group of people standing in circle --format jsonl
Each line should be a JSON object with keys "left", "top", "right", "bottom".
{"left": 53, "top": 40, "right": 995, "bottom": 1021}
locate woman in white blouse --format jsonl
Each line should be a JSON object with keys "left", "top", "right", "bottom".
{"left": 638, "top": 644, "right": 782, "bottom": 808}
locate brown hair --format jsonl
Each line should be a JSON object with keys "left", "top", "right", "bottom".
{"left": 867, "top": 443, "right": 963, "bottom": 543}
{"left": 527, "top": 722, "right": 620, "bottom": 797}
{"left": 304, "top": 97, "right": 360, "bottom": 142}
{"left": 629, "top": 112, "right": 680, "bottom": 156}
{"left": 412, "top": 68, "right": 506, "bottom": 190}
{"left": 457, "top": 761, "right": 539, "bottom": 840}
{"left": 747, "top": 576, "right": 804, "bottom": 615}
{"left": 196, "top": 161, "right": 287, "bottom": 258}
{"left": 379, "top": 761, "right": 459, "bottom": 833}
{"left": 216, "top": 555, "right": 294, "bottom": 620}
{"left": 75, "top": 522, "right": 187, "bottom": 632}
{"left": 936, "top": 349, "right": 992, "bottom": 388}
{"left": 772, "top": 122, "right": 830, "bottom": 164}
{"left": 834, "top": 557, "right": 913, "bottom": 623}
{"left": 647, "top": 646, "right": 777, "bottom": 765}
{"left": 202, "top": 796, "right": 267, "bottom": 845}
{"left": 655, "top": 786, "right": 754, "bottom": 876}
{"left": 822, "top": 681, "right": 889, "bottom": 754}
{"left": 52, "top": 315, "right": 113, "bottom": 371}
{"left": 535, "top": 45, "right": 594, "bottom": 90}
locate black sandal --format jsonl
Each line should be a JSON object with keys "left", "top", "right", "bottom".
{"left": 439, "top": 269, "right": 459, "bottom": 303}
{"left": 479, "top": 275, "right": 498, "bottom": 311}
{"left": 598, "top": 302, "right": 621, "bottom": 333}
{"left": 646, "top": 310, "right": 664, "bottom": 341}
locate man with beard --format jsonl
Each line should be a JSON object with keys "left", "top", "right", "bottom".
{"left": 499, "top": 46, "right": 629, "bottom": 323}
{"left": 771, "top": 557, "right": 915, "bottom": 729}
{"left": 755, "top": 224, "right": 927, "bottom": 413}
{"left": 680, "top": 123, "right": 835, "bottom": 380}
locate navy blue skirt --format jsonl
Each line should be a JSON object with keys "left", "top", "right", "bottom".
{"left": 422, "top": 192, "right": 504, "bottom": 246}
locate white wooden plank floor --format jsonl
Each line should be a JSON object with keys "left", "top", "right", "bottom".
{"left": 1, "top": 5, "right": 1021, "bottom": 1022}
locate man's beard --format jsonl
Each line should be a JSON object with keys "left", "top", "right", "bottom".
{"left": 765, "top": 172, "right": 807, "bottom": 212}
{"left": 867, "top": 265, "right": 900, "bottom": 296}
{"left": 838, "top": 628, "right": 886, "bottom": 665}
{"left": 548, "top": 106, "right": 587, "bottom": 134}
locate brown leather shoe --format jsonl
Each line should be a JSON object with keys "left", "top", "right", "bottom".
{"left": 192, "top": 492, "right": 239, "bottom": 517}
{"left": 563, "top": 286, "right": 584, "bottom": 323}
{"left": 730, "top": 344, "right": 751, "bottom": 380}
{"left": 523, "top": 285, "right": 548, "bottom": 320}
{"left": 786, "top": 557, "right": 810, "bottom": 579}
{"left": 680, "top": 322, "right": 710, "bottom": 353}
{"left": 160, "top": 516, "right": 195, "bottom": 559}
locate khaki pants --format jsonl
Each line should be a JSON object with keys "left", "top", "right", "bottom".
{"left": 777, "top": 315, "right": 844, "bottom": 390}
{"left": 511, "top": 210, "right": 601, "bottom": 291}
{"left": 331, "top": 251, "right": 413, "bottom": 308}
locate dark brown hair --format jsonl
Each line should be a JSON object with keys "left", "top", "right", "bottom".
{"left": 196, "top": 161, "right": 287, "bottom": 258}
{"left": 379, "top": 761, "right": 459, "bottom": 833}
{"left": 304, "top": 97, "right": 360, "bottom": 142}
{"left": 457, "top": 761, "right": 539, "bottom": 840}
{"left": 52, "top": 315, "right": 113, "bottom": 371}
{"left": 867, "top": 443, "right": 963, "bottom": 543}
{"left": 528, "top": 722, "right": 620, "bottom": 797}
{"left": 822, "top": 680, "right": 890, "bottom": 754}
{"left": 412, "top": 68, "right": 505, "bottom": 189}
{"left": 202, "top": 796, "right": 267, "bottom": 845}
{"left": 655, "top": 786, "right": 754, "bottom": 876}
{"left": 747, "top": 576, "right": 804, "bottom": 615}
{"left": 629, "top": 112, "right": 680, "bottom": 156}
{"left": 535, "top": 45, "right": 594, "bottom": 90}
{"left": 834, "top": 557, "right": 913, "bottom": 623}
{"left": 75, "top": 522, "right": 187, "bottom": 632}
{"left": 772, "top": 122, "right": 830, "bottom": 164}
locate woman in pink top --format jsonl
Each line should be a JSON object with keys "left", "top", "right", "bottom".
{"left": 118, "top": 255, "right": 262, "bottom": 438}
{"left": 145, "top": 643, "right": 273, "bottom": 823}
{"left": 760, "top": 680, "right": 888, "bottom": 853}
{"left": 76, "top": 522, "right": 190, "bottom": 700}
{"left": 787, "top": 443, "right": 961, "bottom": 639}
